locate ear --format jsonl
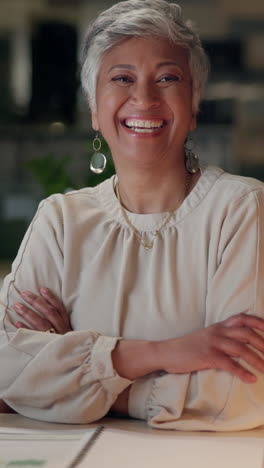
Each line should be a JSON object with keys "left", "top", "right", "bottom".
{"left": 189, "top": 114, "right": 197, "bottom": 132}
{"left": 91, "top": 110, "right": 99, "bottom": 132}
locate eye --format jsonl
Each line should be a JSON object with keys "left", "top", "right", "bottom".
{"left": 158, "top": 75, "right": 182, "bottom": 83}
{"left": 112, "top": 75, "right": 134, "bottom": 85}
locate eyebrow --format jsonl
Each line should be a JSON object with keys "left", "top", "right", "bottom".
{"left": 108, "top": 61, "right": 183, "bottom": 72}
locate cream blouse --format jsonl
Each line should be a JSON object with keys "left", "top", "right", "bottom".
{"left": 1, "top": 165, "right": 264, "bottom": 430}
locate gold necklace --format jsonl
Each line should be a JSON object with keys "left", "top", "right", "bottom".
{"left": 116, "top": 172, "right": 192, "bottom": 250}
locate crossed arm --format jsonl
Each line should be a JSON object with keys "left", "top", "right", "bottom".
{"left": 2, "top": 188, "right": 264, "bottom": 428}
{"left": 9, "top": 286, "right": 264, "bottom": 417}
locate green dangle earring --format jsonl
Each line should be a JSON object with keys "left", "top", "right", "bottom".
{"left": 90, "top": 133, "right": 107, "bottom": 174}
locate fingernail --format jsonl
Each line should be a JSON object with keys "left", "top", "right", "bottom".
{"left": 40, "top": 288, "right": 49, "bottom": 294}
{"left": 14, "top": 303, "right": 25, "bottom": 312}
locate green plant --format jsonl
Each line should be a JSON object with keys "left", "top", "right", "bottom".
{"left": 25, "top": 139, "right": 116, "bottom": 197}
{"left": 25, "top": 154, "right": 76, "bottom": 197}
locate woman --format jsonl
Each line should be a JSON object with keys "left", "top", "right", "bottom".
{"left": 1, "top": 0, "right": 264, "bottom": 430}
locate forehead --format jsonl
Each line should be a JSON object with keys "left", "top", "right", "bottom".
{"left": 98, "top": 36, "right": 191, "bottom": 75}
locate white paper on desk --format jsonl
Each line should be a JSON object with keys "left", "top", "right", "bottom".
{"left": 78, "top": 429, "right": 264, "bottom": 468}
{"left": 0, "top": 428, "right": 96, "bottom": 468}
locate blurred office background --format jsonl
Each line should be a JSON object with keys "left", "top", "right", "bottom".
{"left": 0, "top": 0, "right": 263, "bottom": 277}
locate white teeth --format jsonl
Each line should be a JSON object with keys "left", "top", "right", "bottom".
{"left": 125, "top": 119, "right": 164, "bottom": 129}
{"left": 133, "top": 128, "right": 157, "bottom": 133}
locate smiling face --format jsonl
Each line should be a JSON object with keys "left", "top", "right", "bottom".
{"left": 91, "top": 37, "right": 196, "bottom": 170}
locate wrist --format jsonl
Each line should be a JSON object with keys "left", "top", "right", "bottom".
{"left": 112, "top": 339, "right": 161, "bottom": 380}
{"left": 152, "top": 338, "right": 181, "bottom": 374}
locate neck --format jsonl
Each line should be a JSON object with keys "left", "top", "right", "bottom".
{"left": 115, "top": 162, "right": 198, "bottom": 214}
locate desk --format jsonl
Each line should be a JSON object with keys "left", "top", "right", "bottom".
{"left": 1, "top": 414, "right": 264, "bottom": 467}
{"left": 1, "top": 412, "right": 264, "bottom": 437}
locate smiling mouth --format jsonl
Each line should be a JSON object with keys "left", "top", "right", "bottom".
{"left": 123, "top": 119, "right": 166, "bottom": 133}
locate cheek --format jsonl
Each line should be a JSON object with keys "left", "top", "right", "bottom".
{"left": 97, "top": 91, "right": 124, "bottom": 128}
{"left": 164, "top": 85, "right": 188, "bottom": 103}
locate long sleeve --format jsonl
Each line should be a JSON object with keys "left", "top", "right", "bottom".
{"left": 0, "top": 196, "right": 132, "bottom": 423}
{"left": 128, "top": 188, "right": 264, "bottom": 431}
{"left": 2, "top": 167, "right": 264, "bottom": 429}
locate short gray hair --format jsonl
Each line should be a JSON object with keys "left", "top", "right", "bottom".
{"left": 81, "top": 0, "right": 209, "bottom": 114}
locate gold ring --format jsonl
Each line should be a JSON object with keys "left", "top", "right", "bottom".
{"left": 45, "top": 327, "right": 56, "bottom": 333}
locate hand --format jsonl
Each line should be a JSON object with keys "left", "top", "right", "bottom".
{"left": 110, "top": 386, "right": 131, "bottom": 416}
{"left": 13, "top": 288, "right": 72, "bottom": 334}
{"left": 157, "top": 313, "right": 264, "bottom": 383}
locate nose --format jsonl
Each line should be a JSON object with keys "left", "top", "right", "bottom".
{"left": 130, "top": 81, "right": 160, "bottom": 109}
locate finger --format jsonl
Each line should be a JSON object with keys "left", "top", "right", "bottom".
{"left": 223, "top": 326, "right": 264, "bottom": 354}
{"left": 20, "top": 290, "right": 53, "bottom": 314}
{"left": 39, "top": 288, "right": 71, "bottom": 331}
{"left": 13, "top": 302, "right": 52, "bottom": 332}
{"left": 39, "top": 288, "right": 67, "bottom": 315}
{"left": 223, "top": 313, "right": 264, "bottom": 332}
{"left": 216, "top": 354, "right": 257, "bottom": 383}
{"left": 14, "top": 321, "right": 31, "bottom": 330}
{"left": 216, "top": 338, "right": 264, "bottom": 375}
{"left": 20, "top": 291, "right": 63, "bottom": 332}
